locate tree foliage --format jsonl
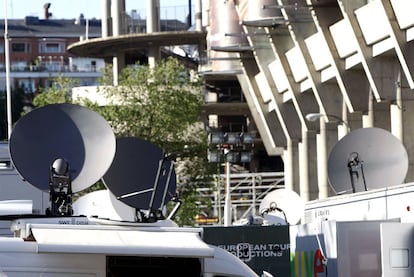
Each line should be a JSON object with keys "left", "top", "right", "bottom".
{"left": 32, "top": 75, "right": 78, "bottom": 106}
{"left": 98, "top": 58, "right": 201, "bottom": 149}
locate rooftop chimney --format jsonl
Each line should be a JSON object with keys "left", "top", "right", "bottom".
{"left": 44, "top": 3, "right": 52, "bottom": 19}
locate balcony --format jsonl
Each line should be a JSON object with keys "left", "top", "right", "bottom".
{"left": 0, "top": 57, "right": 105, "bottom": 74}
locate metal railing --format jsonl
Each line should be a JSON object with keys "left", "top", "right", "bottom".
{"left": 121, "top": 5, "right": 194, "bottom": 34}
{"left": 196, "top": 171, "right": 284, "bottom": 224}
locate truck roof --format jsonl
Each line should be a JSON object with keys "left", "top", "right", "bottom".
{"left": 7, "top": 220, "right": 215, "bottom": 258}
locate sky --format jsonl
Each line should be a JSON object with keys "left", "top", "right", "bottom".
{"left": 1, "top": 0, "right": 190, "bottom": 20}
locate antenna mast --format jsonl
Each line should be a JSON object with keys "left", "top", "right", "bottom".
{"left": 4, "top": 0, "right": 12, "bottom": 139}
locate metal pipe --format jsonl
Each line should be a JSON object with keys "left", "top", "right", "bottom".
{"left": 4, "top": 0, "right": 12, "bottom": 139}
{"left": 223, "top": 155, "right": 232, "bottom": 226}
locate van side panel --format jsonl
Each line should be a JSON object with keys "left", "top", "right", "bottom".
{"left": 0, "top": 252, "right": 106, "bottom": 277}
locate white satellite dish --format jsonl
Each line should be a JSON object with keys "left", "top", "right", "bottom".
{"left": 73, "top": 190, "right": 136, "bottom": 221}
{"left": 259, "top": 189, "right": 304, "bottom": 225}
{"left": 328, "top": 127, "right": 408, "bottom": 194}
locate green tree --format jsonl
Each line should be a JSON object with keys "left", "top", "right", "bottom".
{"left": 32, "top": 75, "right": 78, "bottom": 107}
{"left": 98, "top": 58, "right": 201, "bottom": 147}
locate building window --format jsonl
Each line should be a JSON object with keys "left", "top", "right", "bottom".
{"left": 39, "top": 42, "right": 65, "bottom": 53}
{"left": 219, "top": 115, "right": 248, "bottom": 132}
{"left": 18, "top": 79, "right": 35, "bottom": 94}
{"left": 391, "top": 248, "right": 409, "bottom": 268}
{"left": 91, "top": 60, "right": 97, "bottom": 72}
{"left": 46, "top": 43, "right": 60, "bottom": 52}
{"left": 12, "top": 43, "right": 30, "bottom": 53}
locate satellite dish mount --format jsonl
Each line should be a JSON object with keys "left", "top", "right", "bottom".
{"left": 260, "top": 201, "right": 289, "bottom": 225}
{"left": 347, "top": 152, "right": 367, "bottom": 193}
{"left": 119, "top": 153, "right": 177, "bottom": 222}
{"left": 146, "top": 153, "right": 177, "bottom": 221}
{"left": 47, "top": 158, "right": 73, "bottom": 216}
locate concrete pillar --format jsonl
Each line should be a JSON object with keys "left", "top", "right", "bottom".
{"left": 338, "top": 100, "right": 350, "bottom": 140}
{"left": 111, "top": 0, "right": 120, "bottom": 84}
{"left": 283, "top": 141, "right": 293, "bottom": 192}
{"left": 317, "top": 119, "right": 328, "bottom": 199}
{"left": 111, "top": 0, "right": 120, "bottom": 36}
{"left": 148, "top": 48, "right": 161, "bottom": 69}
{"left": 112, "top": 55, "right": 119, "bottom": 86}
{"left": 391, "top": 72, "right": 403, "bottom": 141}
{"left": 299, "top": 125, "right": 318, "bottom": 202}
{"left": 110, "top": 0, "right": 126, "bottom": 85}
{"left": 362, "top": 90, "right": 374, "bottom": 128}
{"left": 146, "top": 0, "right": 160, "bottom": 33}
{"left": 120, "top": 0, "right": 126, "bottom": 34}
{"left": 147, "top": 0, "right": 161, "bottom": 67}
{"left": 292, "top": 141, "right": 300, "bottom": 194}
{"left": 299, "top": 127, "right": 310, "bottom": 201}
{"left": 195, "top": 0, "right": 202, "bottom": 31}
{"left": 283, "top": 139, "right": 300, "bottom": 195}
{"left": 317, "top": 118, "right": 338, "bottom": 199}
{"left": 101, "top": 0, "right": 110, "bottom": 37}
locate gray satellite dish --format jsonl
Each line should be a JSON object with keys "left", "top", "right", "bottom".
{"left": 328, "top": 127, "right": 408, "bottom": 194}
{"left": 102, "top": 137, "right": 177, "bottom": 212}
{"left": 259, "top": 189, "right": 304, "bottom": 225}
{"left": 9, "top": 103, "right": 116, "bottom": 193}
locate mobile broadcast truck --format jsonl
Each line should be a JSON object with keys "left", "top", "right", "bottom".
{"left": 0, "top": 103, "right": 259, "bottom": 277}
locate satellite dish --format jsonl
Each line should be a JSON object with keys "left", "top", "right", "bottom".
{"left": 102, "top": 137, "right": 177, "bottom": 211}
{"left": 328, "top": 127, "right": 408, "bottom": 194}
{"left": 259, "top": 189, "right": 304, "bottom": 225}
{"left": 9, "top": 103, "right": 116, "bottom": 193}
{"left": 72, "top": 189, "right": 136, "bottom": 221}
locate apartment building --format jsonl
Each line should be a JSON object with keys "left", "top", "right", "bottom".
{"left": 0, "top": 8, "right": 104, "bottom": 94}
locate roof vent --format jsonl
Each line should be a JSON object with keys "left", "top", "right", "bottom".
{"left": 25, "top": 16, "right": 39, "bottom": 25}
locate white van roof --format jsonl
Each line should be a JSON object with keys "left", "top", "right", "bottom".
{"left": 29, "top": 224, "right": 215, "bottom": 258}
